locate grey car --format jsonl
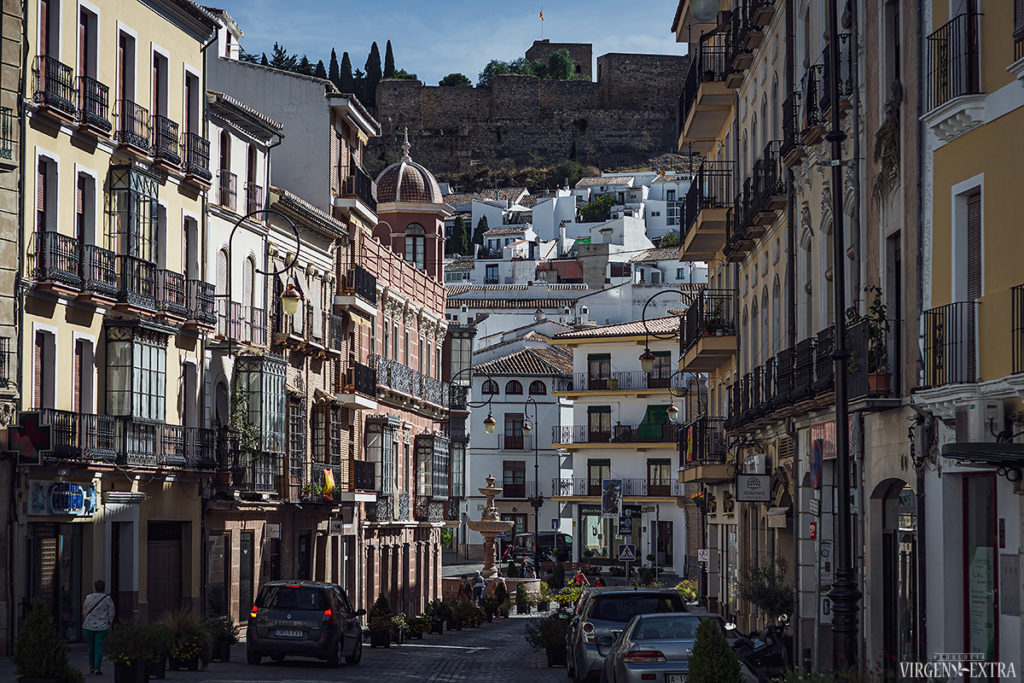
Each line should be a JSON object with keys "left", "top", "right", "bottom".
{"left": 599, "top": 613, "right": 758, "bottom": 683}
{"left": 566, "top": 587, "right": 687, "bottom": 682}
{"left": 246, "top": 580, "right": 365, "bottom": 667}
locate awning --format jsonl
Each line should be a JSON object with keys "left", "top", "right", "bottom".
{"left": 767, "top": 506, "right": 791, "bottom": 528}
{"left": 942, "top": 442, "right": 1024, "bottom": 475}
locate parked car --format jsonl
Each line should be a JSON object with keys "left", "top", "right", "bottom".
{"left": 599, "top": 612, "right": 757, "bottom": 683}
{"left": 512, "top": 531, "right": 573, "bottom": 561}
{"left": 246, "top": 580, "right": 365, "bottom": 667}
{"left": 566, "top": 587, "right": 687, "bottom": 682}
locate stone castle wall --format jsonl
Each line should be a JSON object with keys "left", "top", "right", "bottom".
{"left": 371, "top": 49, "right": 689, "bottom": 175}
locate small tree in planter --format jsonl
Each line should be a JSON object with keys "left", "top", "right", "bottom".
{"left": 738, "top": 558, "right": 794, "bottom": 624}
{"left": 424, "top": 599, "right": 449, "bottom": 634}
{"left": 524, "top": 611, "right": 570, "bottom": 667}
{"left": 687, "top": 617, "right": 741, "bottom": 683}
{"left": 515, "top": 583, "right": 531, "bottom": 615}
{"left": 407, "top": 615, "right": 428, "bottom": 639}
{"left": 202, "top": 616, "right": 239, "bottom": 662}
{"left": 390, "top": 613, "right": 408, "bottom": 644}
{"left": 536, "top": 581, "right": 551, "bottom": 611}
{"left": 13, "top": 600, "right": 84, "bottom": 683}
{"left": 105, "top": 622, "right": 154, "bottom": 683}
{"left": 162, "top": 609, "right": 212, "bottom": 671}
{"left": 368, "top": 594, "right": 393, "bottom": 648}
{"left": 493, "top": 583, "right": 511, "bottom": 618}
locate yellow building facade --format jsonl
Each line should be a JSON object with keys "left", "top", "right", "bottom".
{"left": 17, "top": 0, "right": 217, "bottom": 632}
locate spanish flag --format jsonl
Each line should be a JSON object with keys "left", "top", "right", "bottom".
{"left": 539, "top": 9, "right": 544, "bottom": 20}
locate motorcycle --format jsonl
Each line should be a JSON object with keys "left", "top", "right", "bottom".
{"left": 726, "top": 614, "right": 791, "bottom": 682}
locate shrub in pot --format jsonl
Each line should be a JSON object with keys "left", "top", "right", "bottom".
{"left": 515, "top": 583, "right": 531, "bottom": 615}
{"left": 368, "top": 594, "right": 393, "bottom": 648}
{"left": 105, "top": 622, "right": 154, "bottom": 683}
{"left": 687, "top": 617, "right": 741, "bottom": 683}
{"left": 536, "top": 581, "right": 551, "bottom": 611}
{"left": 13, "top": 600, "right": 83, "bottom": 683}
{"left": 524, "top": 611, "right": 570, "bottom": 667}
{"left": 390, "top": 613, "right": 408, "bottom": 644}
{"left": 424, "top": 599, "right": 449, "bottom": 633}
{"left": 408, "top": 616, "right": 428, "bottom": 639}
{"left": 202, "top": 615, "right": 239, "bottom": 662}
{"left": 161, "top": 609, "right": 212, "bottom": 671}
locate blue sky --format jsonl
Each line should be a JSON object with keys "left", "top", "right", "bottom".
{"left": 213, "top": 0, "right": 683, "bottom": 86}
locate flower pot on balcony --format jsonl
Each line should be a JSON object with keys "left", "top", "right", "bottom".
{"left": 867, "top": 371, "right": 890, "bottom": 393}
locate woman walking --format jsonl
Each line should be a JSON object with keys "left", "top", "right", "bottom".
{"left": 82, "top": 580, "right": 115, "bottom": 676}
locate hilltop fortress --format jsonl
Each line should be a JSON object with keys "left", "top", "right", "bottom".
{"left": 371, "top": 41, "right": 689, "bottom": 175}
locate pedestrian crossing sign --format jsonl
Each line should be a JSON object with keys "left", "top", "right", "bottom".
{"left": 618, "top": 544, "right": 636, "bottom": 562}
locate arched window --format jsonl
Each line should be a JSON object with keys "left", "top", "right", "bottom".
{"left": 760, "top": 94, "right": 768, "bottom": 152}
{"left": 772, "top": 276, "right": 782, "bottom": 354}
{"left": 405, "top": 223, "right": 426, "bottom": 270}
{"left": 824, "top": 220, "right": 835, "bottom": 325}
{"left": 482, "top": 379, "right": 498, "bottom": 395}
{"left": 505, "top": 380, "right": 523, "bottom": 395}
{"left": 243, "top": 255, "right": 255, "bottom": 309}
{"left": 761, "top": 287, "right": 769, "bottom": 363}
{"left": 742, "top": 306, "right": 749, "bottom": 372}
{"left": 750, "top": 298, "right": 759, "bottom": 367}
{"left": 771, "top": 75, "right": 780, "bottom": 139}
{"left": 529, "top": 380, "right": 547, "bottom": 396}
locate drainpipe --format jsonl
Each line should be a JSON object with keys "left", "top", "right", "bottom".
{"left": 914, "top": 0, "right": 928, "bottom": 660}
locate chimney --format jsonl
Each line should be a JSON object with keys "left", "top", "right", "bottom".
{"left": 558, "top": 222, "right": 567, "bottom": 255}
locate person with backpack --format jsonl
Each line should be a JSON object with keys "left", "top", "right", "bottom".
{"left": 82, "top": 579, "right": 115, "bottom": 676}
{"left": 471, "top": 571, "right": 486, "bottom": 603}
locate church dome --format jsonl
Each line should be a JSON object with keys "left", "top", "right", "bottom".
{"left": 375, "top": 128, "right": 443, "bottom": 204}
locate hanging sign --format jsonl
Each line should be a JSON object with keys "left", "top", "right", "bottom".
{"left": 28, "top": 481, "right": 97, "bottom": 517}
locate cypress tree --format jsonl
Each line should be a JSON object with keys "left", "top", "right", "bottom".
{"left": 339, "top": 51, "right": 354, "bottom": 93}
{"left": 269, "top": 42, "right": 295, "bottom": 70}
{"left": 295, "top": 55, "right": 313, "bottom": 75}
{"left": 384, "top": 40, "right": 396, "bottom": 78}
{"left": 260, "top": 53, "right": 269, "bottom": 66}
{"left": 687, "top": 618, "right": 741, "bottom": 683}
{"left": 314, "top": 59, "right": 327, "bottom": 79}
{"left": 472, "top": 216, "right": 489, "bottom": 248}
{"left": 365, "top": 42, "right": 382, "bottom": 106}
{"left": 328, "top": 48, "right": 340, "bottom": 87}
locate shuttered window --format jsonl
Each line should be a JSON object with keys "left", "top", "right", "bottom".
{"left": 36, "top": 160, "right": 47, "bottom": 232}
{"left": 34, "top": 332, "right": 45, "bottom": 410}
{"left": 1016, "top": 0, "right": 1024, "bottom": 41}
{"left": 966, "top": 193, "right": 981, "bottom": 301}
{"left": 75, "top": 174, "right": 86, "bottom": 242}
{"left": 73, "top": 339, "right": 83, "bottom": 413}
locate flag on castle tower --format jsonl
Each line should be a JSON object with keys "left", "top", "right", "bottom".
{"left": 539, "top": 8, "right": 543, "bottom": 20}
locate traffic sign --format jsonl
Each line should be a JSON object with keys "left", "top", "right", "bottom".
{"left": 697, "top": 548, "right": 709, "bottom": 563}
{"left": 618, "top": 544, "right": 636, "bottom": 562}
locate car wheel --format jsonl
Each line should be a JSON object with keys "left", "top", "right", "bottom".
{"left": 246, "top": 648, "right": 261, "bottom": 665}
{"left": 345, "top": 637, "right": 362, "bottom": 665}
{"left": 327, "top": 638, "right": 342, "bottom": 668}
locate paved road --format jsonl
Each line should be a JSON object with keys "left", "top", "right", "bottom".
{"left": 1, "top": 612, "right": 568, "bottom": 683}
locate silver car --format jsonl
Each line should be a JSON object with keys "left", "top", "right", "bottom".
{"left": 599, "top": 613, "right": 757, "bottom": 683}
{"left": 566, "top": 588, "right": 688, "bottom": 682}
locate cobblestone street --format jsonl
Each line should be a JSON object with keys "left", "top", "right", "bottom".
{"left": 1, "top": 612, "right": 566, "bottom": 683}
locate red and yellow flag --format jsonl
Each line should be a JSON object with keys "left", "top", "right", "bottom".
{"left": 539, "top": 9, "right": 544, "bottom": 20}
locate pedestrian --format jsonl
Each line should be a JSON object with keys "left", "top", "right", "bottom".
{"left": 82, "top": 579, "right": 115, "bottom": 676}
{"left": 471, "top": 571, "right": 486, "bottom": 603}
{"left": 594, "top": 576, "right": 606, "bottom": 587}
{"left": 524, "top": 560, "right": 537, "bottom": 579}
{"left": 573, "top": 569, "right": 590, "bottom": 587}
{"left": 458, "top": 576, "right": 471, "bottom": 602}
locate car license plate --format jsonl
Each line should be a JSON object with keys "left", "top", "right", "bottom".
{"left": 667, "top": 675, "right": 687, "bottom": 683}
{"left": 275, "top": 629, "right": 303, "bottom": 638}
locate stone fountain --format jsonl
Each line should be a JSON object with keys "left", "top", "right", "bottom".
{"left": 467, "top": 474, "right": 515, "bottom": 579}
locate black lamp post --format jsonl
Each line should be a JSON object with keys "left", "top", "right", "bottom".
{"left": 823, "top": 0, "right": 860, "bottom": 670}
{"left": 520, "top": 396, "right": 542, "bottom": 574}
{"left": 637, "top": 289, "right": 686, "bottom": 373}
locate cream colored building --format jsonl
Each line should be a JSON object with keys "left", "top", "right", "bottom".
{"left": 16, "top": 0, "right": 217, "bottom": 633}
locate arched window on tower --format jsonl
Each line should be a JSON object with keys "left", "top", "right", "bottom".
{"left": 405, "top": 223, "right": 425, "bottom": 270}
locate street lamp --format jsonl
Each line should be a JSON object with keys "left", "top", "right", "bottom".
{"left": 522, "top": 396, "right": 543, "bottom": 576}
{"left": 281, "top": 283, "right": 301, "bottom": 316}
{"left": 637, "top": 289, "right": 685, "bottom": 373}
{"left": 483, "top": 413, "right": 496, "bottom": 434}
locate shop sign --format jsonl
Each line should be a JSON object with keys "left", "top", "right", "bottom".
{"left": 735, "top": 474, "right": 770, "bottom": 502}
{"left": 618, "top": 515, "right": 632, "bottom": 535}
{"left": 28, "top": 481, "right": 97, "bottom": 517}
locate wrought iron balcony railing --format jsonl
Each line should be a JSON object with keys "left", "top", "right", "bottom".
{"left": 0, "top": 107, "right": 11, "bottom": 161}
{"left": 186, "top": 279, "right": 217, "bottom": 325}
{"left": 800, "top": 65, "right": 827, "bottom": 139}
{"left": 569, "top": 370, "right": 684, "bottom": 392}
{"left": 115, "top": 255, "right": 157, "bottom": 308}
{"left": 82, "top": 245, "right": 117, "bottom": 296}
{"left": 352, "top": 459, "right": 376, "bottom": 491}
{"left": 680, "top": 416, "right": 727, "bottom": 467}
{"left": 156, "top": 269, "right": 187, "bottom": 317}
{"left": 683, "top": 160, "right": 734, "bottom": 239}
{"left": 499, "top": 479, "right": 540, "bottom": 499}
{"left": 551, "top": 477, "right": 684, "bottom": 498}
{"left": 926, "top": 12, "right": 981, "bottom": 112}
{"left": 182, "top": 132, "right": 212, "bottom": 182}
{"left": 77, "top": 76, "right": 111, "bottom": 133}
{"left": 681, "top": 288, "right": 736, "bottom": 353}
{"left": 152, "top": 115, "right": 180, "bottom": 165}
{"left": 245, "top": 181, "right": 263, "bottom": 215}
{"left": 114, "top": 99, "right": 151, "bottom": 152}
{"left": 820, "top": 33, "right": 854, "bottom": 116}
{"left": 496, "top": 434, "right": 535, "bottom": 451}
{"left": 0, "top": 336, "right": 12, "bottom": 388}
{"left": 924, "top": 301, "right": 979, "bottom": 387}
{"left": 340, "top": 361, "right": 377, "bottom": 397}
{"left": 553, "top": 423, "right": 677, "bottom": 445}
{"left": 371, "top": 354, "right": 448, "bottom": 408}
{"left": 33, "top": 55, "right": 76, "bottom": 117}
{"left": 341, "top": 164, "right": 377, "bottom": 212}
{"left": 679, "top": 30, "right": 729, "bottom": 134}
{"left": 35, "top": 231, "right": 82, "bottom": 287}
{"left": 780, "top": 91, "right": 802, "bottom": 162}
{"left": 342, "top": 265, "right": 377, "bottom": 305}
{"left": 219, "top": 170, "right": 237, "bottom": 211}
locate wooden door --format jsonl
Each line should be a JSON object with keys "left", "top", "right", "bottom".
{"left": 147, "top": 528, "right": 182, "bottom": 621}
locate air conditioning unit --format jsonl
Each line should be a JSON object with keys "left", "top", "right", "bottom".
{"left": 954, "top": 400, "right": 1004, "bottom": 443}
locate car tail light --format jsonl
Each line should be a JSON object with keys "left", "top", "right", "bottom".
{"left": 624, "top": 650, "right": 667, "bottom": 663}
{"left": 581, "top": 622, "right": 596, "bottom": 644}
{"left": 641, "top": 676, "right": 656, "bottom": 681}
{"left": 322, "top": 608, "right": 335, "bottom": 625}
{"left": 249, "top": 605, "right": 258, "bottom": 619}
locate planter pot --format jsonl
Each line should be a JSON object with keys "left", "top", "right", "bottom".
{"left": 867, "top": 371, "right": 891, "bottom": 393}
{"left": 213, "top": 640, "right": 233, "bottom": 662}
{"left": 485, "top": 612, "right": 493, "bottom": 623}
{"left": 369, "top": 629, "right": 391, "bottom": 648}
{"left": 546, "top": 645, "right": 568, "bottom": 667}
{"left": 114, "top": 662, "right": 148, "bottom": 683}
{"left": 516, "top": 604, "right": 531, "bottom": 615}
{"left": 429, "top": 619, "right": 444, "bottom": 635}
{"left": 391, "top": 629, "right": 406, "bottom": 645}
{"left": 147, "top": 655, "right": 166, "bottom": 680}
{"left": 537, "top": 600, "right": 550, "bottom": 612}
{"left": 446, "top": 618, "right": 461, "bottom": 631}
{"left": 168, "top": 656, "right": 199, "bottom": 672}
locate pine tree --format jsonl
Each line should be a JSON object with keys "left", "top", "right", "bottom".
{"left": 472, "top": 215, "right": 489, "bottom": 249}
{"left": 294, "top": 55, "right": 313, "bottom": 75}
{"left": 328, "top": 48, "right": 340, "bottom": 87}
{"left": 314, "top": 59, "right": 327, "bottom": 79}
{"left": 365, "top": 42, "right": 382, "bottom": 106}
{"left": 687, "top": 618, "right": 741, "bottom": 683}
{"left": 260, "top": 53, "right": 269, "bottom": 66}
{"left": 339, "top": 52, "right": 354, "bottom": 93}
{"left": 384, "top": 40, "right": 396, "bottom": 79}
{"left": 269, "top": 42, "right": 296, "bottom": 71}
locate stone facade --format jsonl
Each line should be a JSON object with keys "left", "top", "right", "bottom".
{"left": 525, "top": 39, "right": 592, "bottom": 79}
{"left": 372, "top": 48, "right": 689, "bottom": 174}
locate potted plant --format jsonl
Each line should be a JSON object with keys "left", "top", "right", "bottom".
{"left": 675, "top": 579, "right": 699, "bottom": 603}
{"left": 691, "top": 490, "right": 707, "bottom": 509}
{"left": 424, "top": 599, "right": 448, "bottom": 634}
{"left": 162, "top": 609, "right": 212, "bottom": 671}
{"left": 687, "top": 617, "right": 741, "bottom": 683}
{"left": 390, "top": 613, "right": 408, "bottom": 644}
{"left": 144, "top": 623, "right": 170, "bottom": 680}
{"left": 524, "top": 611, "right": 570, "bottom": 667}
{"left": 863, "top": 286, "right": 891, "bottom": 392}
{"left": 493, "top": 582, "right": 512, "bottom": 618}
{"left": 203, "top": 615, "right": 239, "bottom": 663}
{"left": 536, "top": 581, "right": 551, "bottom": 612}
{"left": 478, "top": 594, "right": 498, "bottom": 622}
{"left": 408, "top": 615, "right": 428, "bottom": 639}
{"left": 105, "top": 622, "right": 153, "bottom": 683}
{"left": 13, "top": 600, "right": 84, "bottom": 683}
{"left": 515, "top": 583, "right": 531, "bottom": 615}
{"left": 368, "top": 594, "right": 393, "bottom": 648}
{"left": 553, "top": 586, "right": 582, "bottom": 610}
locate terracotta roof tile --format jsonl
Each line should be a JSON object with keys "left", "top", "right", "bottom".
{"left": 553, "top": 315, "right": 680, "bottom": 339}
{"left": 443, "top": 187, "right": 528, "bottom": 206}
{"left": 575, "top": 176, "right": 633, "bottom": 187}
{"left": 630, "top": 247, "right": 681, "bottom": 263}
{"left": 474, "top": 346, "right": 573, "bottom": 376}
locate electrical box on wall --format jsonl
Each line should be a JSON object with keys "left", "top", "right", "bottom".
{"left": 955, "top": 400, "right": 1005, "bottom": 443}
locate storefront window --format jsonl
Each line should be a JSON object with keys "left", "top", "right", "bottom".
{"left": 578, "top": 505, "right": 641, "bottom": 560}
{"left": 964, "top": 474, "right": 996, "bottom": 661}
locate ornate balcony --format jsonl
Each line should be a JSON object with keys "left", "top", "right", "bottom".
{"left": 680, "top": 160, "right": 733, "bottom": 261}
{"left": 77, "top": 76, "right": 111, "bottom": 135}
{"left": 679, "top": 416, "right": 732, "bottom": 483}
{"left": 35, "top": 231, "right": 82, "bottom": 288}
{"left": 33, "top": 55, "right": 77, "bottom": 119}
{"left": 0, "top": 336, "right": 12, "bottom": 389}
{"left": 800, "top": 65, "right": 827, "bottom": 145}
{"left": 336, "top": 361, "right": 378, "bottom": 410}
{"left": 186, "top": 279, "right": 217, "bottom": 327}
{"left": 336, "top": 164, "right": 377, "bottom": 220}
{"left": 115, "top": 255, "right": 157, "bottom": 309}
{"left": 337, "top": 265, "right": 378, "bottom": 316}
{"left": 678, "top": 30, "right": 733, "bottom": 153}
{"left": 0, "top": 107, "right": 12, "bottom": 165}
{"left": 156, "top": 270, "right": 188, "bottom": 317}
{"left": 780, "top": 91, "right": 804, "bottom": 166}
{"left": 371, "top": 354, "right": 449, "bottom": 409}
{"left": 924, "top": 301, "right": 979, "bottom": 387}
{"left": 114, "top": 100, "right": 151, "bottom": 154}
{"left": 680, "top": 288, "right": 737, "bottom": 371}
{"left": 152, "top": 115, "right": 181, "bottom": 166}
{"left": 182, "top": 132, "right": 212, "bottom": 183}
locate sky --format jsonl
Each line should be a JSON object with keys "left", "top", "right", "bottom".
{"left": 212, "top": 0, "right": 684, "bottom": 86}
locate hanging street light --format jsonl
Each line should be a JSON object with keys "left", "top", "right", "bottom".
{"left": 281, "top": 283, "right": 301, "bottom": 317}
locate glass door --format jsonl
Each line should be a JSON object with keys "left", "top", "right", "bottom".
{"left": 963, "top": 474, "right": 997, "bottom": 662}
